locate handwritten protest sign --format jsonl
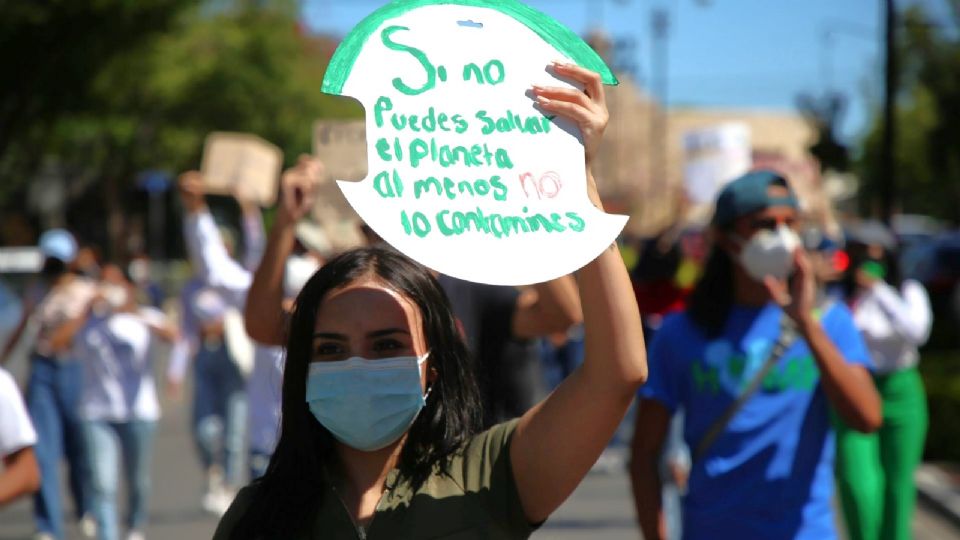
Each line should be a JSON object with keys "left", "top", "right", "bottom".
{"left": 322, "top": 0, "right": 628, "bottom": 285}
{"left": 201, "top": 132, "right": 282, "bottom": 207}
{"left": 682, "top": 123, "right": 752, "bottom": 205}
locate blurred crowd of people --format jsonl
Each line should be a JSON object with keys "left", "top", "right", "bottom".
{"left": 0, "top": 157, "right": 940, "bottom": 540}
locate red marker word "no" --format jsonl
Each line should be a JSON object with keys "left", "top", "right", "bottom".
{"left": 519, "top": 171, "right": 562, "bottom": 199}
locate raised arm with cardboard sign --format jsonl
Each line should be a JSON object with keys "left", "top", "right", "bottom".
{"left": 214, "top": 3, "right": 645, "bottom": 539}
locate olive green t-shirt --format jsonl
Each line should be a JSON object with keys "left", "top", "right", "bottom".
{"left": 213, "top": 419, "right": 536, "bottom": 539}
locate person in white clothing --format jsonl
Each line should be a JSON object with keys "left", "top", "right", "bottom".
{"left": 75, "top": 263, "right": 177, "bottom": 540}
{"left": 168, "top": 275, "right": 249, "bottom": 516}
{"left": 176, "top": 173, "right": 324, "bottom": 510}
{"left": 835, "top": 221, "right": 933, "bottom": 540}
{"left": 1, "top": 229, "right": 96, "bottom": 540}
{"left": 0, "top": 365, "right": 40, "bottom": 507}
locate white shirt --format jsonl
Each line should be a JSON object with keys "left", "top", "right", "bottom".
{"left": 182, "top": 210, "right": 284, "bottom": 453}
{"left": 76, "top": 307, "right": 167, "bottom": 422}
{"left": 851, "top": 279, "right": 932, "bottom": 374}
{"left": 248, "top": 346, "right": 284, "bottom": 453}
{"left": 33, "top": 277, "right": 98, "bottom": 358}
{"left": 0, "top": 366, "right": 37, "bottom": 458}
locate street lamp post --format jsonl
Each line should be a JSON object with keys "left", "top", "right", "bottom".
{"left": 650, "top": 8, "right": 670, "bottom": 193}
{"left": 880, "top": 0, "right": 897, "bottom": 226}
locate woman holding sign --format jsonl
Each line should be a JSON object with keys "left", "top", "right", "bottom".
{"left": 210, "top": 63, "right": 646, "bottom": 539}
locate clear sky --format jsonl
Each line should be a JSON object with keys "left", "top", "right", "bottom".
{"left": 301, "top": 0, "right": 946, "bottom": 147}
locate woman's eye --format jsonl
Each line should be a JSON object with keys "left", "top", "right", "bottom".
{"left": 314, "top": 342, "right": 343, "bottom": 357}
{"left": 372, "top": 339, "right": 405, "bottom": 353}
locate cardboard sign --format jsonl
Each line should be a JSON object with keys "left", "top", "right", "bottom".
{"left": 682, "top": 123, "right": 752, "bottom": 205}
{"left": 201, "top": 132, "right": 282, "bottom": 207}
{"left": 313, "top": 120, "right": 369, "bottom": 182}
{"left": 321, "top": 0, "right": 627, "bottom": 285}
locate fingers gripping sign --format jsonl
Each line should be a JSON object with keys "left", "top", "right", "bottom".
{"left": 178, "top": 171, "right": 207, "bottom": 213}
{"left": 278, "top": 155, "right": 324, "bottom": 226}
{"left": 322, "top": 0, "right": 628, "bottom": 286}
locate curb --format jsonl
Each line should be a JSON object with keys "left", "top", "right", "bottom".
{"left": 916, "top": 464, "right": 960, "bottom": 529}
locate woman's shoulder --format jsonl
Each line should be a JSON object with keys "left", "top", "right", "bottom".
{"left": 462, "top": 419, "right": 520, "bottom": 453}
{"left": 423, "top": 420, "right": 533, "bottom": 536}
{"left": 900, "top": 278, "right": 930, "bottom": 298}
{"left": 212, "top": 484, "right": 259, "bottom": 540}
{"left": 442, "top": 419, "right": 521, "bottom": 485}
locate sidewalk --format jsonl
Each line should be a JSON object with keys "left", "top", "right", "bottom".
{"left": 917, "top": 463, "right": 960, "bottom": 529}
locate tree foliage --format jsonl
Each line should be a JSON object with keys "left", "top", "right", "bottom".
{"left": 0, "top": 0, "right": 194, "bottom": 159}
{"left": 0, "top": 0, "right": 360, "bottom": 253}
{"left": 857, "top": 2, "right": 960, "bottom": 223}
{"left": 797, "top": 92, "right": 850, "bottom": 173}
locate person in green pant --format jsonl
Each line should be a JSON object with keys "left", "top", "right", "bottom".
{"left": 836, "top": 221, "right": 933, "bottom": 540}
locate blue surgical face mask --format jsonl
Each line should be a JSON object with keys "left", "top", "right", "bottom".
{"left": 305, "top": 352, "right": 431, "bottom": 452}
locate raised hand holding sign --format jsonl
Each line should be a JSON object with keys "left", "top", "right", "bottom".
{"left": 322, "top": 0, "right": 627, "bottom": 285}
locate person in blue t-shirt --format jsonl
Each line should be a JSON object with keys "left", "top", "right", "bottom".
{"left": 629, "top": 170, "right": 882, "bottom": 540}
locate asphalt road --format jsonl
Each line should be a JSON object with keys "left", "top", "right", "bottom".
{"left": 1, "top": 396, "right": 958, "bottom": 540}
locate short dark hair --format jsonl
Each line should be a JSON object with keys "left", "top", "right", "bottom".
{"left": 229, "top": 246, "right": 483, "bottom": 539}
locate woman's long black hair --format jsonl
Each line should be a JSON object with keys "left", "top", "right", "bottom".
{"left": 229, "top": 246, "right": 483, "bottom": 539}
{"left": 686, "top": 228, "right": 736, "bottom": 339}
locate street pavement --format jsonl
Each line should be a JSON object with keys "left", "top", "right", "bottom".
{"left": 1, "top": 395, "right": 958, "bottom": 540}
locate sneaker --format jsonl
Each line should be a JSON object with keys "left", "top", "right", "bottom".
{"left": 205, "top": 465, "right": 224, "bottom": 495}
{"left": 201, "top": 465, "right": 227, "bottom": 515}
{"left": 126, "top": 530, "right": 146, "bottom": 540}
{"left": 79, "top": 514, "right": 98, "bottom": 538}
{"left": 201, "top": 488, "right": 234, "bottom": 517}
{"left": 201, "top": 489, "right": 224, "bottom": 515}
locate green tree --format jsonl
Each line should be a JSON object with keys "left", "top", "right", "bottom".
{"left": 0, "top": 0, "right": 193, "bottom": 180}
{"left": 0, "top": 0, "right": 360, "bottom": 255}
{"left": 857, "top": 2, "right": 960, "bottom": 222}
{"left": 797, "top": 92, "right": 850, "bottom": 173}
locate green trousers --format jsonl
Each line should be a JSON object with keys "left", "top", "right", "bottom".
{"left": 835, "top": 367, "right": 928, "bottom": 540}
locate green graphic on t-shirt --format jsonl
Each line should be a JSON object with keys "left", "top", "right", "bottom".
{"left": 692, "top": 354, "right": 820, "bottom": 396}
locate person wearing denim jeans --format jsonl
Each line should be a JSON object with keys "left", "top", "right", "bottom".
{"left": 192, "top": 338, "right": 248, "bottom": 500}
{"left": 74, "top": 266, "right": 177, "bottom": 540}
{"left": 25, "top": 356, "right": 91, "bottom": 539}
{"left": 81, "top": 420, "right": 156, "bottom": 540}
{"left": 2, "top": 231, "right": 99, "bottom": 540}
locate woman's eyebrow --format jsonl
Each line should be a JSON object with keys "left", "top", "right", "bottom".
{"left": 312, "top": 332, "right": 347, "bottom": 340}
{"left": 367, "top": 328, "right": 410, "bottom": 338}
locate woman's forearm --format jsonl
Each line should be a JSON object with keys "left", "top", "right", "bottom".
{"left": 0, "top": 448, "right": 40, "bottom": 506}
{"left": 799, "top": 315, "right": 881, "bottom": 432}
{"left": 243, "top": 219, "right": 296, "bottom": 346}
{"left": 48, "top": 313, "right": 89, "bottom": 354}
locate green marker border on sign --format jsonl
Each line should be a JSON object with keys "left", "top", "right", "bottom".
{"left": 321, "top": 0, "right": 618, "bottom": 95}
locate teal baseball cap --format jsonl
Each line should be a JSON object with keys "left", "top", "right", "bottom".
{"left": 711, "top": 170, "right": 799, "bottom": 228}
{"left": 38, "top": 229, "right": 78, "bottom": 263}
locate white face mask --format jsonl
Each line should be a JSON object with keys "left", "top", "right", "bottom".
{"left": 734, "top": 225, "right": 800, "bottom": 282}
{"left": 128, "top": 259, "right": 150, "bottom": 284}
{"left": 284, "top": 255, "right": 321, "bottom": 299}
{"left": 101, "top": 284, "right": 129, "bottom": 310}
{"left": 92, "top": 283, "right": 129, "bottom": 317}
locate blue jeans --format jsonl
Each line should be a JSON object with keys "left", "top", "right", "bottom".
{"left": 82, "top": 420, "right": 156, "bottom": 540}
{"left": 249, "top": 449, "right": 271, "bottom": 481}
{"left": 192, "top": 341, "right": 247, "bottom": 486}
{"left": 26, "top": 356, "right": 91, "bottom": 539}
